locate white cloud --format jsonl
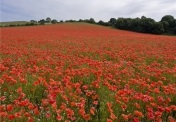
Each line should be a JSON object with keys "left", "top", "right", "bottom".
{"left": 1, "top": 0, "right": 176, "bottom": 22}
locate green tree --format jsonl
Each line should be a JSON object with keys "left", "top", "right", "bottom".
{"left": 132, "top": 18, "right": 142, "bottom": 32}
{"left": 51, "top": 19, "right": 58, "bottom": 24}
{"left": 152, "top": 22, "right": 164, "bottom": 34}
{"left": 98, "top": 20, "right": 110, "bottom": 26}
{"left": 109, "top": 18, "right": 116, "bottom": 26}
{"left": 123, "top": 18, "right": 133, "bottom": 30}
{"left": 78, "top": 19, "right": 83, "bottom": 22}
{"left": 38, "top": 19, "right": 45, "bottom": 25}
{"left": 173, "top": 26, "right": 176, "bottom": 34}
{"left": 98, "top": 20, "right": 104, "bottom": 25}
{"left": 161, "top": 15, "right": 174, "bottom": 26}
{"left": 161, "top": 15, "right": 175, "bottom": 34}
{"left": 161, "top": 21, "right": 169, "bottom": 32}
{"left": 115, "top": 18, "right": 125, "bottom": 29}
{"left": 170, "top": 19, "right": 176, "bottom": 28}
{"left": 140, "top": 17, "right": 155, "bottom": 33}
{"left": 89, "top": 18, "right": 95, "bottom": 23}
{"left": 46, "top": 17, "right": 51, "bottom": 23}
{"left": 30, "top": 20, "right": 37, "bottom": 23}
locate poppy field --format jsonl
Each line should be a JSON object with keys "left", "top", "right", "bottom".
{"left": 0, "top": 23, "right": 176, "bottom": 122}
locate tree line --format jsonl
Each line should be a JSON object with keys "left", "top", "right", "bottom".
{"left": 0, "top": 17, "right": 63, "bottom": 27}
{"left": 1, "top": 15, "right": 175, "bottom": 35}
{"left": 63, "top": 15, "right": 176, "bottom": 35}
{"left": 108, "top": 15, "right": 176, "bottom": 35}
{"left": 36, "top": 17, "right": 64, "bottom": 25}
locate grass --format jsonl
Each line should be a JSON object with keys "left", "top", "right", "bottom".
{"left": 0, "top": 21, "right": 29, "bottom": 26}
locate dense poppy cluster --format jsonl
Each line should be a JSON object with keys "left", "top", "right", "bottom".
{"left": 0, "top": 23, "right": 176, "bottom": 122}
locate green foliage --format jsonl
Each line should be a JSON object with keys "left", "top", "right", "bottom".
{"left": 25, "top": 22, "right": 38, "bottom": 26}
{"left": 97, "top": 15, "right": 175, "bottom": 35}
{"left": 38, "top": 19, "right": 45, "bottom": 25}
{"left": 109, "top": 18, "right": 116, "bottom": 26}
{"left": 77, "top": 18, "right": 96, "bottom": 24}
{"left": 65, "top": 19, "right": 77, "bottom": 22}
{"left": 115, "top": 17, "right": 157, "bottom": 34}
{"left": 30, "top": 20, "right": 37, "bottom": 23}
{"left": 1, "top": 15, "right": 175, "bottom": 35}
{"left": 112, "top": 15, "right": 176, "bottom": 35}
{"left": 162, "top": 21, "right": 169, "bottom": 32}
{"left": 51, "top": 19, "right": 58, "bottom": 24}
{"left": 0, "top": 21, "right": 29, "bottom": 27}
{"left": 115, "top": 18, "right": 125, "bottom": 29}
{"left": 46, "top": 17, "right": 51, "bottom": 23}
{"left": 89, "top": 18, "right": 95, "bottom": 24}
{"left": 161, "top": 15, "right": 174, "bottom": 25}
{"left": 174, "top": 26, "right": 176, "bottom": 34}
{"left": 98, "top": 20, "right": 110, "bottom": 26}
{"left": 160, "top": 15, "right": 176, "bottom": 34}
{"left": 152, "top": 22, "right": 165, "bottom": 34}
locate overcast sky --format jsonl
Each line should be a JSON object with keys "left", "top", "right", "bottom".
{"left": 1, "top": 0, "right": 176, "bottom": 22}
